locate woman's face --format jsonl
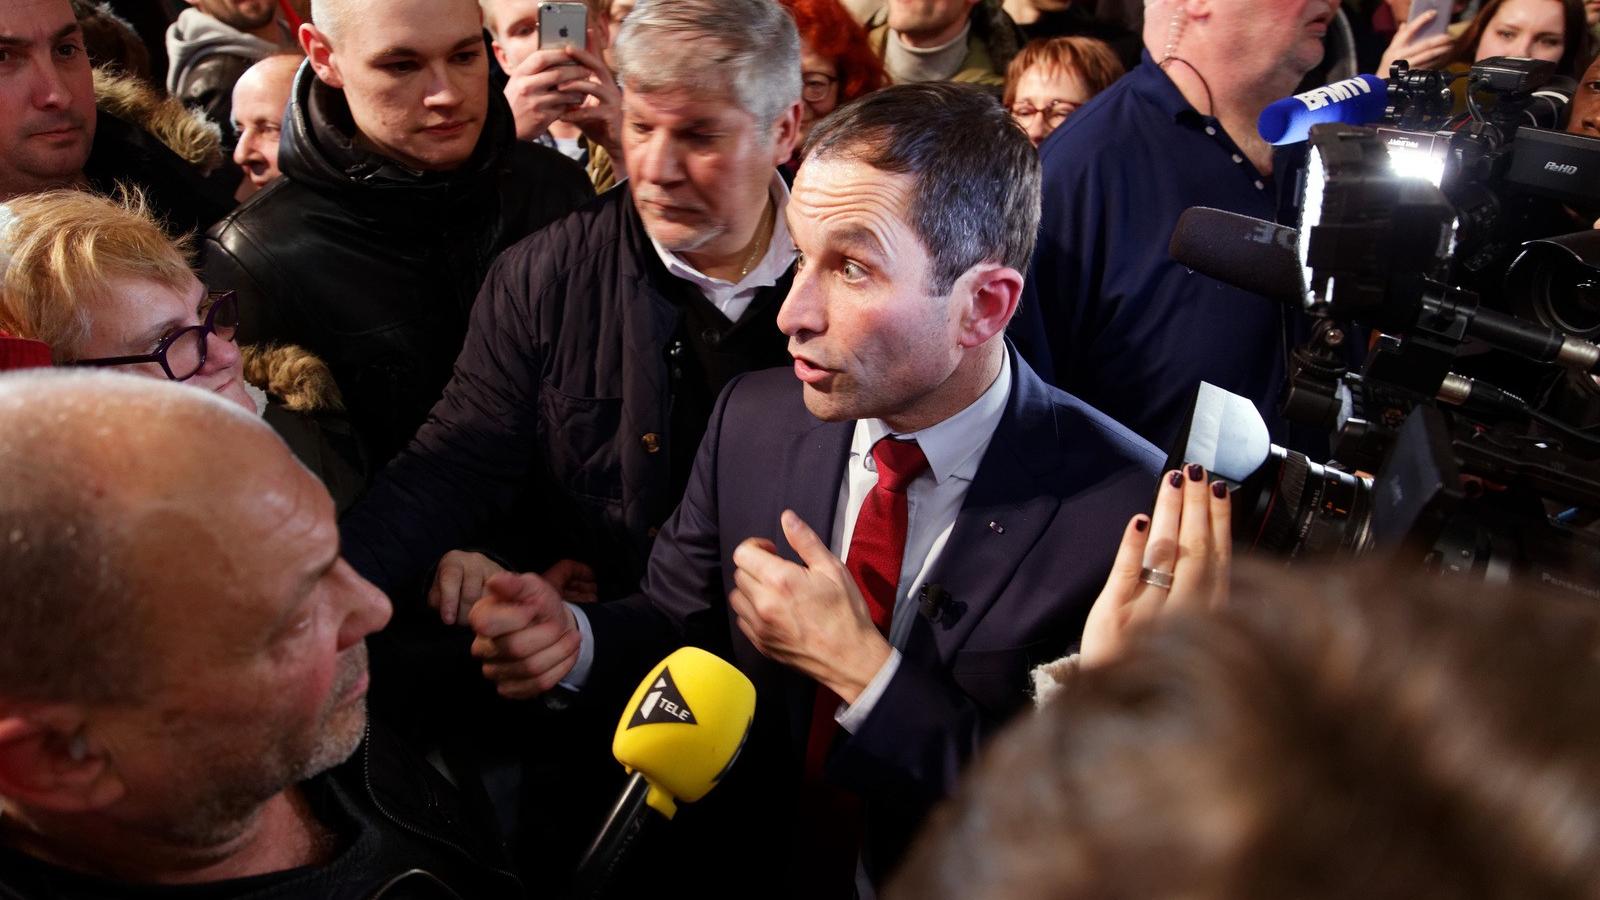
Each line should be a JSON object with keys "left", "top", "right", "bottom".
{"left": 799, "top": 44, "right": 841, "bottom": 145}
{"left": 1475, "top": 0, "right": 1566, "bottom": 64}
{"left": 1008, "top": 65, "right": 1092, "bottom": 148}
{"left": 76, "top": 274, "right": 254, "bottom": 413}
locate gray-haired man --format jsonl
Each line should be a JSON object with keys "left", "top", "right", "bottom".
{"left": 342, "top": 0, "right": 804, "bottom": 604}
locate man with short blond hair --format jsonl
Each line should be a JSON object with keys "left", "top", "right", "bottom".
{"left": 204, "top": 0, "right": 593, "bottom": 474}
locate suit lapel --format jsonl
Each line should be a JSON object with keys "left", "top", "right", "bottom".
{"left": 773, "top": 416, "right": 853, "bottom": 746}
{"left": 916, "top": 350, "right": 1068, "bottom": 665}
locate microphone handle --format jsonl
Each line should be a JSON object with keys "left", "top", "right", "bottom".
{"left": 571, "top": 771, "right": 661, "bottom": 900}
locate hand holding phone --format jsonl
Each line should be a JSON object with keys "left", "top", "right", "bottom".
{"left": 1407, "top": 0, "right": 1451, "bottom": 40}
{"left": 1378, "top": 1, "right": 1456, "bottom": 74}
{"left": 539, "top": 2, "right": 588, "bottom": 52}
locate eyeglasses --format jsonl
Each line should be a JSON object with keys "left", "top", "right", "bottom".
{"left": 802, "top": 72, "right": 838, "bottom": 104}
{"left": 1010, "top": 100, "right": 1081, "bottom": 128}
{"left": 73, "top": 290, "right": 240, "bottom": 382}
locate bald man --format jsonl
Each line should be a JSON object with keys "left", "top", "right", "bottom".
{"left": 230, "top": 52, "right": 301, "bottom": 199}
{"left": 0, "top": 371, "right": 522, "bottom": 899}
{"left": 203, "top": 0, "right": 593, "bottom": 472}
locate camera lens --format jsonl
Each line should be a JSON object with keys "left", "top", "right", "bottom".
{"left": 1235, "top": 446, "right": 1373, "bottom": 556}
{"left": 1542, "top": 263, "right": 1600, "bottom": 338}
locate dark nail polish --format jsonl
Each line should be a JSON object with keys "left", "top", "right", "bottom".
{"left": 1169, "top": 470, "right": 1183, "bottom": 488}
{"left": 1134, "top": 516, "right": 1149, "bottom": 533}
{"left": 1211, "top": 480, "right": 1228, "bottom": 499}
{"left": 1186, "top": 463, "right": 1204, "bottom": 482}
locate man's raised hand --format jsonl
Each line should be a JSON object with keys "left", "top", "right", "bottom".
{"left": 468, "top": 571, "right": 583, "bottom": 699}
{"left": 728, "top": 510, "right": 891, "bottom": 704}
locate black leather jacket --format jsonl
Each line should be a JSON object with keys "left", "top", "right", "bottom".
{"left": 203, "top": 65, "right": 594, "bottom": 472}
{"left": 0, "top": 723, "right": 523, "bottom": 900}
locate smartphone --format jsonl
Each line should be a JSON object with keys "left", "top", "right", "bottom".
{"left": 1408, "top": 0, "right": 1452, "bottom": 39}
{"left": 539, "top": 2, "right": 588, "bottom": 51}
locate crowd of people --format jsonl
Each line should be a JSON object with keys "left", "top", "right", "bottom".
{"left": 4, "top": 0, "right": 1600, "bottom": 897}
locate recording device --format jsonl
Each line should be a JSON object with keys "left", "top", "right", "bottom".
{"left": 571, "top": 647, "right": 756, "bottom": 899}
{"left": 1165, "top": 57, "right": 1600, "bottom": 593}
{"left": 539, "top": 1, "right": 588, "bottom": 51}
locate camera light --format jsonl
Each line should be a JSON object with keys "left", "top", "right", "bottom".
{"left": 1375, "top": 127, "right": 1450, "bottom": 188}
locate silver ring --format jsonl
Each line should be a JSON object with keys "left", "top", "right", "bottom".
{"left": 1139, "top": 566, "right": 1175, "bottom": 590}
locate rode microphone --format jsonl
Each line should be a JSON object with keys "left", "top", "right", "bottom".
{"left": 1258, "top": 75, "right": 1388, "bottom": 145}
{"left": 1168, "top": 206, "right": 1307, "bottom": 306}
{"left": 572, "top": 647, "right": 756, "bottom": 899}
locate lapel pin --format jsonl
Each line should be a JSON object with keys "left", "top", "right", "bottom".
{"left": 988, "top": 521, "right": 1004, "bottom": 534}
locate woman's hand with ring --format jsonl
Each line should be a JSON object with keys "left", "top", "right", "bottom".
{"left": 1079, "top": 464, "right": 1232, "bottom": 668}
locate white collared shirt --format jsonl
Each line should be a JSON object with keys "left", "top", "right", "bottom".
{"left": 646, "top": 172, "right": 796, "bottom": 323}
{"left": 832, "top": 354, "right": 1013, "bottom": 732}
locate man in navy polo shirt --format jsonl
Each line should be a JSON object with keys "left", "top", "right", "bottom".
{"left": 1013, "top": 0, "right": 1338, "bottom": 452}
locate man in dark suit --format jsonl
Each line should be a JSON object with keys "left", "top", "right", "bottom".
{"left": 468, "top": 82, "right": 1164, "bottom": 897}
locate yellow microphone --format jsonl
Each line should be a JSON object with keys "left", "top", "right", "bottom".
{"left": 573, "top": 647, "right": 756, "bottom": 897}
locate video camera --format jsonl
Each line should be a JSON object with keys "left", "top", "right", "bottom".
{"left": 1169, "top": 57, "right": 1600, "bottom": 597}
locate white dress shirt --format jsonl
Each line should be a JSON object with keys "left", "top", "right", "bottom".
{"left": 646, "top": 172, "right": 796, "bottom": 323}
{"left": 830, "top": 354, "right": 1011, "bottom": 731}
{"left": 562, "top": 356, "right": 1014, "bottom": 723}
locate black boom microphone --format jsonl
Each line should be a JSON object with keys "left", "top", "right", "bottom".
{"left": 1169, "top": 206, "right": 1600, "bottom": 374}
{"left": 1168, "top": 206, "right": 1307, "bottom": 306}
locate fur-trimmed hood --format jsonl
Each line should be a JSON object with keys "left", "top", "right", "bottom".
{"left": 241, "top": 344, "right": 345, "bottom": 413}
{"left": 93, "top": 67, "right": 224, "bottom": 174}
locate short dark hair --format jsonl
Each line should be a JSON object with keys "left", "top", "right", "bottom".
{"left": 803, "top": 82, "right": 1041, "bottom": 295}
{"left": 892, "top": 562, "right": 1600, "bottom": 900}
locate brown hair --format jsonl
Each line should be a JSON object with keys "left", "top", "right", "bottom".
{"left": 1003, "top": 35, "right": 1125, "bottom": 109}
{"left": 1450, "top": 0, "right": 1590, "bottom": 79}
{"left": 891, "top": 563, "right": 1600, "bottom": 899}
{"left": 0, "top": 188, "right": 192, "bottom": 362}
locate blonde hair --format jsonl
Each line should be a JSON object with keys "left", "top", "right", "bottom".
{"left": 0, "top": 188, "right": 193, "bottom": 361}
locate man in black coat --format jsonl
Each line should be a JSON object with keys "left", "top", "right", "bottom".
{"left": 340, "top": 0, "right": 803, "bottom": 600}
{"left": 1, "top": 0, "right": 234, "bottom": 235}
{"left": 203, "top": 0, "right": 594, "bottom": 476}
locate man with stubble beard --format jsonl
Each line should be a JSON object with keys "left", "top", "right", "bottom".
{"left": 165, "top": 0, "right": 294, "bottom": 130}
{"left": 0, "top": 371, "right": 523, "bottom": 899}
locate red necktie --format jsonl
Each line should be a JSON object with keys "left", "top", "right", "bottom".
{"left": 796, "top": 437, "right": 928, "bottom": 892}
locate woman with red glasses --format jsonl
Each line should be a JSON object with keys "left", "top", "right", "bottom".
{"left": 0, "top": 188, "right": 364, "bottom": 509}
